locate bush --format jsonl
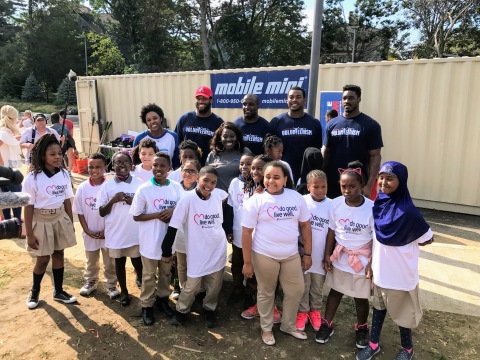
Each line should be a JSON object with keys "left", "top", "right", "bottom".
{"left": 55, "top": 77, "right": 77, "bottom": 105}
{"left": 21, "top": 73, "right": 43, "bottom": 101}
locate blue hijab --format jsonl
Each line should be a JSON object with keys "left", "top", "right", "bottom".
{"left": 373, "top": 161, "right": 430, "bottom": 246}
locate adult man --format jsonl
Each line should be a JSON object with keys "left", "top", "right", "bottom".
{"left": 322, "top": 84, "right": 383, "bottom": 199}
{"left": 50, "top": 113, "right": 77, "bottom": 172}
{"left": 133, "top": 103, "right": 180, "bottom": 169}
{"left": 59, "top": 110, "right": 74, "bottom": 137}
{"left": 20, "top": 113, "right": 60, "bottom": 163}
{"left": 232, "top": 94, "right": 271, "bottom": 156}
{"left": 270, "top": 86, "right": 323, "bottom": 183}
{"left": 174, "top": 86, "right": 223, "bottom": 165}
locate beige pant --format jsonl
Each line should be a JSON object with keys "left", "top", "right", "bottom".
{"left": 252, "top": 251, "right": 304, "bottom": 332}
{"left": 298, "top": 272, "right": 326, "bottom": 313}
{"left": 140, "top": 256, "right": 172, "bottom": 307}
{"left": 176, "top": 268, "right": 224, "bottom": 313}
{"left": 84, "top": 248, "right": 117, "bottom": 287}
{"left": 176, "top": 251, "right": 187, "bottom": 287}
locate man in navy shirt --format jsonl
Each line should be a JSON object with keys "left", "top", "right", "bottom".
{"left": 232, "top": 94, "right": 271, "bottom": 155}
{"left": 270, "top": 87, "right": 323, "bottom": 183}
{"left": 322, "top": 84, "right": 383, "bottom": 199}
{"left": 174, "top": 86, "right": 224, "bottom": 165}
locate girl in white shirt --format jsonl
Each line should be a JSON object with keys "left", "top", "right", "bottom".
{"left": 356, "top": 162, "right": 434, "bottom": 360}
{"left": 168, "top": 139, "right": 202, "bottom": 182}
{"left": 131, "top": 138, "right": 159, "bottom": 182}
{"left": 24, "top": 134, "right": 77, "bottom": 309}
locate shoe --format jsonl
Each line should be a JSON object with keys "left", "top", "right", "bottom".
{"left": 120, "top": 294, "right": 130, "bottom": 306}
{"left": 355, "top": 323, "right": 370, "bottom": 349}
{"left": 356, "top": 344, "right": 381, "bottom": 360}
{"left": 53, "top": 290, "right": 77, "bottom": 304}
{"left": 79, "top": 281, "right": 97, "bottom": 296}
{"left": 273, "top": 306, "right": 282, "bottom": 324}
{"left": 27, "top": 289, "right": 40, "bottom": 309}
{"left": 309, "top": 310, "right": 321, "bottom": 331}
{"left": 195, "top": 291, "right": 206, "bottom": 303}
{"left": 261, "top": 330, "right": 276, "bottom": 346}
{"left": 315, "top": 319, "right": 334, "bottom": 344}
{"left": 296, "top": 312, "right": 309, "bottom": 331}
{"left": 171, "top": 311, "right": 187, "bottom": 326}
{"left": 394, "top": 348, "right": 414, "bottom": 360}
{"left": 227, "top": 291, "right": 243, "bottom": 306}
{"left": 135, "top": 275, "right": 142, "bottom": 289}
{"left": 204, "top": 309, "right": 216, "bottom": 328}
{"left": 280, "top": 329, "right": 307, "bottom": 340}
{"left": 171, "top": 288, "right": 180, "bottom": 301}
{"left": 241, "top": 304, "right": 259, "bottom": 319}
{"left": 107, "top": 286, "right": 120, "bottom": 299}
{"left": 154, "top": 296, "right": 174, "bottom": 318}
{"left": 142, "top": 307, "right": 155, "bottom": 326}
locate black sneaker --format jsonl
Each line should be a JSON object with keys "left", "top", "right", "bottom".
{"left": 394, "top": 348, "right": 414, "bottom": 360}
{"left": 142, "top": 307, "right": 155, "bottom": 326}
{"left": 27, "top": 289, "right": 40, "bottom": 309}
{"left": 171, "top": 311, "right": 187, "bottom": 326}
{"left": 204, "top": 309, "right": 216, "bottom": 328}
{"left": 356, "top": 344, "right": 381, "bottom": 360}
{"left": 355, "top": 324, "right": 369, "bottom": 349}
{"left": 53, "top": 290, "right": 77, "bottom": 304}
{"left": 315, "top": 321, "right": 334, "bottom": 344}
{"left": 154, "top": 296, "right": 174, "bottom": 318}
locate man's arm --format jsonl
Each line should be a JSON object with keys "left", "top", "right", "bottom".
{"left": 363, "top": 148, "right": 381, "bottom": 198}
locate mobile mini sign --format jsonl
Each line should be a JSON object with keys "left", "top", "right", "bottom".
{"left": 210, "top": 69, "right": 309, "bottom": 108}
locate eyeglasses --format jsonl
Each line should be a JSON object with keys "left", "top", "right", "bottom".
{"left": 182, "top": 169, "right": 198, "bottom": 175}
{"left": 113, "top": 161, "right": 131, "bottom": 167}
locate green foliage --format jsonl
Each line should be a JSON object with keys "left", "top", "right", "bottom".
{"left": 55, "top": 77, "right": 77, "bottom": 105}
{"left": 87, "top": 32, "right": 126, "bottom": 75}
{"left": 0, "top": 100, "right": 59, "bottom": 114}
{"left": 21, "top": 73, "right": 43, "bottom": 101}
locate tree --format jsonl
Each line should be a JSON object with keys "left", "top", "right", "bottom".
{"left": 21, "top": 73, "right": 43, "bottom": 101}
{"left": 87, "top": 32, "right": 126, "bottom": 75}
{"left": 55, "top": 77, "right": 77, "bottom": 105}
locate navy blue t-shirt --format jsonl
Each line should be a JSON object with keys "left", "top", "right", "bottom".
{"left": 232, "top": 116, "right": 271, "bottom": 155}
{"left": 174, "top": 111, "right": 224, "bottom": 165}
{"left": 323, "top": 113, "right": 383, "bottom": 192}
{"left": 270, "top": 112, "right": 323, "bottom": 182}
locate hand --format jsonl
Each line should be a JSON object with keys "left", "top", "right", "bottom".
{"left": 419, "top": 237, "right": 434, "bottom": 246}
{"left": 242, "top": 262, "right": 254, "bottom": 278}
{"left": 74, "top": 149, "right": 79, "bottom": 156}
{"left": 112, "top": 192, "right": 125, "bottom": 204}
{"left": 158, "top": 208, "right": 174, "bottom": 223}
{"left": 323, "top": 257, "right": 332, "bottom": 272}
{"left": 97, "top": 230, "right": 105, "bottom": 239}
{"left": 124, "top": 195, "right": 133, "bottom": 205}
{"left": 161, "top": 256, "right": 172, "bottom": 263}
{"left": 27, "top": 234, "right": 39, "bottom": 250}
{"left": 226, "top": 234, "right": 234, "bottom": 244}
{"left": 302, "top": 255, "right": 312, "bottom": 271}
{"left": 365, "top": 262, "right": 373, "bottom": 279}
{"left": 254, "top": 186, "right": 264, "bottom": 195}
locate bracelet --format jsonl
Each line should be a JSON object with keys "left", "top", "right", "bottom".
{"left": 303, "top": 253, "right": 311, "bottom": 256}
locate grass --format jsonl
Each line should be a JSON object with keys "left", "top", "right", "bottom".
{"left": 0, "top": 100, "right": 75, "bottom": 114}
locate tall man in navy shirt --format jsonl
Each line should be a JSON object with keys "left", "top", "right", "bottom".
{"left": 270, "top": 87, "right": 323, "bottom": 183}
{"left": 322, "top": 84, "right": 383, "bottom": 199}
{"left": 175, "top": 86, "right": 224, "bottom": 165}
{"left": 232, "top": 94, "right": 271, "bottom": 155}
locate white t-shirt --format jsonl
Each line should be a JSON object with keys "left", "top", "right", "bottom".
{"left": 23, "top": 170, "right": 73, "bottom": 209}
{"left": 167, "top": 168, "right": 182, "bottom": 183}
{"left": 328, "top": 196, "right": 374, "bottom": 274}
{"left": 97, "top": 176, "right": 143, "bottom": 249}
{"left": 372, "top": 228, "right": 433, "bottom": 291}
{"left": 0, "top": 128, "right": 22, "bottom": 168}
{"left": 129, "top": 180, "right": 181, "bottom": 260}
{"left": 72, "top": 179, "right": 106, "bottom": 251}
{"left": 242, "top": 188, "right": 311, "bottom": 260}
{"left": 131, "top": 164, "right": 153, "bottom": 183}
{"left": 304, "top": 194, "right": 331, "bottom": 275}
{"left": 19, "top": 127, "right": 60, "bottom": 163}
{"left": 169, "top": 190, "right": 227, "bottom": 278}
{"left": 228, "top": 177, "right": 252, "bottom": 248}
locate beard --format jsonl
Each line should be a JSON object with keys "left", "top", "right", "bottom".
{"left": 196, "top": 102, "right": 212, "bottom": 115}
{"left": 244, "top": 111, "right": 258, "bottom": 119}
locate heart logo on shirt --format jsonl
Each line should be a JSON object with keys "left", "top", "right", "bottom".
{"left": 267, "top": 206, "right": 280, "bottom": 219}
{"left": 85, "top": 197, "right": 95, "bottom": 206}
{"left": 194, "top": 213, "right": 204, "bottom": 225}
{"left": 339, "top": 218, "right": 350, "bottom": 226}
{"left": 154, "top": 198, "right": 165, "bottom": 210}
{"left": 237, "top": 193, "right": 244, "bottom": 203}
{"left": 46, "top": 185, "right": 56, "bottom": 195}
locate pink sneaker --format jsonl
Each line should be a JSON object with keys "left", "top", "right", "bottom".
{"left": 296, "top": 312, "right": 309, "bottom": 331}
{"left": 241, "top": 304, "right": 259, "bottom": 319}
{"left": 308, "top": 310, "right": 321, "bottom": 331}
{"left": 273, "top": 306, "right": 282, "bottom": 324}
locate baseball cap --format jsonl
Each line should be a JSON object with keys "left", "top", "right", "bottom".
{"left": 195, "top": 86, "right": 213, "bottom": 99}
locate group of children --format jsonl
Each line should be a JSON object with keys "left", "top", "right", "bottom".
{"left": 23, "top": 131, "right": 433, "bottom": 360}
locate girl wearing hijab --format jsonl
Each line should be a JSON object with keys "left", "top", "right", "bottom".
{"left": 356, "top": 161, "right": 434, "bottom": 360}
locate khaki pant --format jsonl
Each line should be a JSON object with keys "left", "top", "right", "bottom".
{"left": 176, "top": 251, "right": 187, "bottom": 287}
{"left": 298, "top": 272, "right": 325, "bottom": 313}
{"left": 252, "top": 252, "right": 304, "bottom": 332}
{"left": 140, "top": 256, "right": 172, "bottom": 307}
{"left": 176, "top": 268, "right": 224, "bottom": 313}
{"left": 84, "top": 248, "right": 117, "bottom": 287}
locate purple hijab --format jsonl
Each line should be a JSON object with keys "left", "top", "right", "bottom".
{"left": 373, "top": 161, "right": 430, "bottom": 246}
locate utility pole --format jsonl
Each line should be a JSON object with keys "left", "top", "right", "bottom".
{"left": 307, "top": 0, "right": 325, "bottom": 117}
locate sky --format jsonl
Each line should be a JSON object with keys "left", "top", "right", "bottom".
{"left": 303, "top": 0, "right": 356, "bottom": 31}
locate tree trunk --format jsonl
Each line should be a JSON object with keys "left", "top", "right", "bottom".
{"left": 198, "top": 0, "right": 211, "bottom": 70}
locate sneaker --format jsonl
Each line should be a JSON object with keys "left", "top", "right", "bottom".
{"left": 171, "top": 311, "right": 187, "bottom": 326}
{"left": 356, "top": 344, "right": 381, "bottom": 360}
{"left": 309, "top": 310, "right": 321, "bottom": 331}
{"left": 296, "top": 312, "right": 309, "bottom": 331}
{"left": 394, "top": 348, "right": 414, "bottom": 360}
{"left": 53, "top": 290, "right": 77, "bottom": 304}
{"left": 171, "top": 288, "right": 180, "bottom": 300}
{"left": 79, "top": 281, "right": 97, "bottom": 296}
{"left": 142, "top": 306, "right": 155, "bottom": 326}
{"left": 355, "top": 323, "right": 370, "bottom": 349}
{"left": 241, "top": 304, "right": 259, "bottom": 319}
{"left": 315, "top": 319, "right": 334, "bottom": 344}
{"left": 273, "top": 306, "right": 282, "bottom": 324}
{"left": 107, "top": 286, "right": 120, "bottom": 299}
{"left": 27, "top": 289, "right": 40, "bottom": 309}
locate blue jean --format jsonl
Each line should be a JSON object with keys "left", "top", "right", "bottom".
{"left": 1, "top": 184, "right": 22, "bottom": 221}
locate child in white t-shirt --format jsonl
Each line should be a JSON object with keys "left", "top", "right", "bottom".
{"left": 98, "top": 151, "right": 143, "bottom": 307}
{"left": 317, "top": 161, "right": 374, "bottom": 349}
{"left": 168, "top": 139, "right": 202, "bottom": 182}
{"left": 131, "top": 138, "right": 159, "bottom": 182}
{"left": 162, "top": 166, "right": 228, "bottom": 328}
{"left": 263, "top": 133, "right": 294, "bottom": 182}
{"left": 130, "top": 152, "right": 182, "bottom": 326}
{"left": 296, "top": 170, "right": 331, "bottom": 332}
{"left": 73, "top": 153, "right": 119, "bottom": 299}
{"left": 24, "top": 134, "right": 77, "bottom": 309}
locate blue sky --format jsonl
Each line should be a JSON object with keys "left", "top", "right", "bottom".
{"left": 304, "top": 0, "right": 356, "bottom": 31}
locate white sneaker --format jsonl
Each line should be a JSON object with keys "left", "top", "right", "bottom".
{"left": 107, "top": 286, "right": 120, "bottom": 299}
{"left": 171, "top": 288, "right": 180, "bottom": 300}
{"left": 79, "top": 281, "right": 97, "bottom": 296}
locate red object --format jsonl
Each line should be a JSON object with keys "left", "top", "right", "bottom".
{"left": 72, "top": 153, "right": 78, "bottom": 173}
{"left": 76, "top": 159, "right": 88, "bottom": 175}
{"left": 194, "top": 86, "right": 213, "bottom": 98}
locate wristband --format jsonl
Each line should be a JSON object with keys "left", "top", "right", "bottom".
{"left": 303, "top": 253, "right": 311, "bottom": 256}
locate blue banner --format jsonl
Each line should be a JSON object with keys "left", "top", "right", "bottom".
{"left": 319, "top": 91, "right": 343, "bottom": 138}
{"left": 210, "top": 69, "right": 310, "bottom": 108}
